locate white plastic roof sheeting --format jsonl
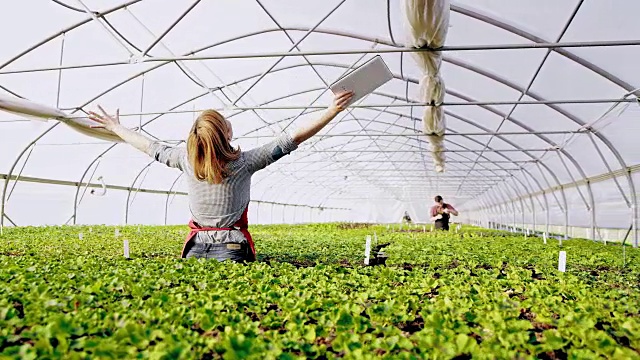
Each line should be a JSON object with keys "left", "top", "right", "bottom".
{"left": 1, "top": 1, "right": 639, "bottom": 245}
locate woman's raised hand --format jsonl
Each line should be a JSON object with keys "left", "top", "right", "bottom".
{"left": 88, "top": 105, "right": 120, "bottom": 131}
{"left": 329, "top": 91, "right": 354, "bottom": 113}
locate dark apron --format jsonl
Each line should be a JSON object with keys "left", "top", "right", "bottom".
{"left": 181, "top": 206, "right": 256, "bottom": 261}
{"left": 434, "top": 205, "right": 451, "bottom": 230}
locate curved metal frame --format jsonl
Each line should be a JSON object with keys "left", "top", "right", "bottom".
{"left": 0, "top": 5, "right": 637, "bottom": 243}
{"left": 124, "top": 160, "right": 155, "bottom": 224}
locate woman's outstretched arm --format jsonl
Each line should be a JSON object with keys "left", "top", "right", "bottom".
{"left": 89, "top": 106, "right": 152, "bottom": 153}
{"left": 88, "top": 106, "right": 186, "bottom": 170}
{"left": 244, "top": 91, "right": 354, "bottom": 173}
{"left": 291, "top": 91, "right": 353, "bottom": 145}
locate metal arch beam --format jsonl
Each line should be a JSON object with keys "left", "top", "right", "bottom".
{"left": 242, "top": 111, "right": 542, "bottom": 194}
{"left": 0, "top": 0, "right": 143, "bottom": 70}
{"left": 1, "top": 20, "right": 624, "bottom": 228}
{"left": 140, "top": 0, "right": 203, "bottom": 57}
{"left": 71, "top": 144, "right": 117, "bottom": 224}
{"left": 255, "top": 174, "right": 361, "bottom": 208}
{"left": 244, "top": 108, "right": 549, "bottom": 208}
{"left": 238, "top": 90, "right": 552, "bottom": 206}
{"left": 184, "top": 38, "right": 623, "bottom": 232}
{"left": 218, "top": 33, "right": 629, "bottom": 230}
{"left": 450, "top": 2, "right": 637, "bottom": 241}
{"left": 7, "top": 26, "right": 618, "bottom": 209}
{"left": 0, "top": 123, "right": 60, "bottom": 233}
{"left": 178, "top": 33, "right": 620, "bottom": 222}
{"left": 455, "top": 0, "right": 584, "bottom": 199}
{"left": 442, "top": 89, "right": 587, "bottom": 223}
{"left": 267, "top": 133, "right": 541, "bottom": 202}
{"left": 124, "top": 160, "right": 155, "bottom": 225}
{"left": 261, "top": 129, "right": 503, "bottom": 183}
{"left": 164, "top": 173, "right": 184, "bottom": 225}
{"left": 218, "top": 62, "right": 592, "bottom": 204}
{"left": 449, "top": 1, "right": 639, "bottom": 95}
{"left": 2, "top": 22, "right": 632, "bottom": 178}
{"left": 231, "top": 0, "right": 348, "bottom": 105}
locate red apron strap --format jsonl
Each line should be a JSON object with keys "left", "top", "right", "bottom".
{"left": 180, "top": 220, "right": 233, "bottom": 258}
{"left": 233, "top": 206, "right": 255, "bottom": 261}
{"left": 181, "top": 206, "right": 255, "bottom": 261}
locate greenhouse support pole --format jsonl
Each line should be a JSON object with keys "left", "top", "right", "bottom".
{"left": 513, "top": 200, "right": 517, "bottom": 233}
{"left": 633, "top": 203, "right": 638, "bottom": 248}
{"left": 564, "top": 188, "right": 569, "bottom": 243}
{"left": 533, "top": 199, "right": 536, "bottom": 234}
{"left": 124, "top": 161, "right": 154, "bottom": 225}
{"left": 591, "top": 197, "right": 597, "bottom": 242}
{"left": 545, "top": 192, "right": 550, "bottom": 240}
{"left": 164, "top": 174, "right": 183, "bottom": 226}
{"left": 522, "top": 206, "right": 526, "bottom": 236}
{"left": 1, "top": 124, "right": 60, "bottom": 234}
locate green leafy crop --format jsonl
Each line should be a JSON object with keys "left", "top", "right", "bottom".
{"left": 1, "top": 224, "right": 639, "bottom": 359}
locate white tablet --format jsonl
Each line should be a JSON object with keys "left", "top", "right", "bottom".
{"left": 329, "top": 55, "right": 393, "bottom": 107}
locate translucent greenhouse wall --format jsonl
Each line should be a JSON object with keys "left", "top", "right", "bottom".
{"left": 461, "top": 101, "right": 640, "bottom": 244}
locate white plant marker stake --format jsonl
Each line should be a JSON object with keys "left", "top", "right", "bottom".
{"left": 364, "top": 235, "right": 372, "bottom": 265}
{"left": 423, "top": 225, "right": 426, "bottom": 233}
{"left": 430, "top": 225, "right": 434, "bottom": 232}
{"left": 124, "top": 239, "right": 130, "bottom": 259}
{"left": 387, "top": 224, "right": 390, "bottom": 230}
{"left": 78, "top": 232, "right": 83, "bottom": 240}
{"left": 115, "top": 228, "right": 120, "bottom": 238}
{"left": 558, "top": 251, "right": 566, "bottom": 272}
{"left": 543, "top": 232, "right": 547, "bottom": 245}
{"left": 89, "top": 227, "right": 93, "bottom": 233}
{"left": 137, "top": 226, "right": 141, "bottom": 234}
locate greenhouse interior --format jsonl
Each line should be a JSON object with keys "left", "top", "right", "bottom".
{"left": 1, "top": 0, "right": 640, "bottom": 358}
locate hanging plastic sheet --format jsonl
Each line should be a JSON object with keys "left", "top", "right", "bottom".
{"left": 402, "top": 0, "right": 449, "bottom": 172}
{"left": 0, "top": 94, "right": 123, "bottom": 142}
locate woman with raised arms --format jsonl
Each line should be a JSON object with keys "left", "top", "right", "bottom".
{"left": 89, "top": 91, "right": 353, "bottom": 262}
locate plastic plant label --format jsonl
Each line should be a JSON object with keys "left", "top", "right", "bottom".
{"left": 543, "top": 232, "right": 547, "bottom": 244}
{"left": 364, "top": 235, "right": 371, "bottom": 265}
{"left": 558, "top": 251, "right": 566, "bottom": 272}
{"left": 89, "top": 227, "right": 93, "bottom": 233}
{"left": 78, "top": 233, "right": 83, "bottom": 240}
{"left": 124, "top": 239, "right": 130, "bottom": 259}
{"left": 423, "top": 225, "right": 426, "bottom": 232}
{"left": 115, "top": 228, "right": 120, "bottom": 238}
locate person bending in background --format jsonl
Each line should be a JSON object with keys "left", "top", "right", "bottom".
{"left": 430, "top": 195, "right": 459, "bottom": 231}
{"left": 88, "top": 91, "right": 353, "bottom": 263}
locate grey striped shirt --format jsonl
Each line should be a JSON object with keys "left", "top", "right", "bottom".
{"left": 147, "top": 132, "right": 298, "bottom": 244}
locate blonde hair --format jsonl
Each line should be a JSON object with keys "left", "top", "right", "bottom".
{"left": 187, "top": 110, "right": 240, "bottom": 184}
